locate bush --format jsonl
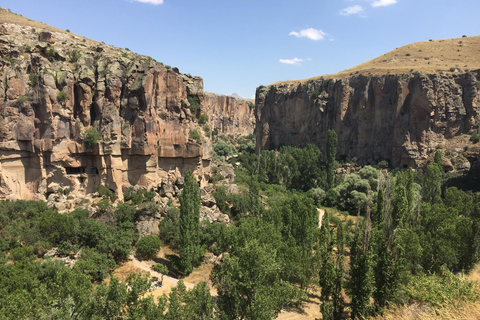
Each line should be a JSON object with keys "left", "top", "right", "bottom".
{"left": 84, "top": 127, "right": 102, "bottom": 147}
{"left": 210, "top": 173, "right": 225, "bottom": 184}
{"left": 213, "top": 141, "right": 236, "bottom": 159}
{"left": 136, "top": 235, "right": 162, "bottom": 259}
{"left": 46, "top": 47, "right": 56, "bottom": 62}
{"left": 159, "top": 207, "right": 180, "bottom": 248}
{"left": 57, "top": 90, "right": 69, "bottom": 102}
{"left": 9, "top": 246, "right": 35, "bottom": 262}
{"left": 28, "top": 73, "right": 38, "bottom": 86}
{"left": 74, "top": 247, "right": 116, "bottom": 282}
{"left": 203, "top": 124, "right": 211, "bottom": 137}
{"left": 199, "top": 113, "right": 208, "bottom": 124}
{"left": 247, "top": 101, "right": 255, "bottom": 110}
{"left": 188, "top": 96, "right": 200, "bottom": 115}
{"left": 311, "top": 90, "right": 320, "bottom": 99}
{"left": 470, "top": 132, "right": 480, "bottom": 144}
{"left": 69, "top": 50, "right": 81, "bottom": 63}
{"left": 189, "top": 129, "right": 201, "bottom": 144}
{"left": 153, "top": 263, "right": 168, "bottom": 275}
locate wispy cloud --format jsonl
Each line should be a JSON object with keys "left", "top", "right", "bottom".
{"left": 289, "top": 28, "right": 326, "bottom": 41}
{"left": 131, "top": 0, "right": 164, "bottom": 5}
{"left": 339, "top": 5, "right": 364, "bottom": 16}
{"left": 371, "top": 0, "right": 397, "bottom": 7}
{"left": 279, "top": 58, "right": 304, "bottom": 66}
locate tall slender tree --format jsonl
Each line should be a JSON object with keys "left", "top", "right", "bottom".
{"left": 326, "top": 130, "right": 338, "bottom": 190}
{"left": 179, "top": 170, "right": 202, "bottom": 275}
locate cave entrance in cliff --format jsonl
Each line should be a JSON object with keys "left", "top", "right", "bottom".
{"left": 66, "top": 167, "right": 86, "bottom": 175}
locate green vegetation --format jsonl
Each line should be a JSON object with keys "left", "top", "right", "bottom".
{"left": 83, "top": 127, "right": 102, "bottom": 147}
{"left": 311, "top": 90, "right": 320, "bottom": 99}
{"left": 470, "top": 132, "right": 480, "bottom": 143}
{"left": 28, "top": 73, "right": 38, "bottom": 86}
{"left": 57, "top": 90, "right": 68, "bottom": 102}
{"left": 178, "top": 171, "right": 203, "bottom": 275}
{"left": 46, "top": 47, "right": 56, "bottom": 62}
{"left": 189, "top": 129, "right": 201, "bottom": 144}
{"left": 202, "top": 124, "right": 211, "bottom": 137}
{"left": 188, "top": 96, "right": 200, "bottom": 115}
{"left": 198, "top": 113, "right": 208, "bottom": 124}
{"left": 136, "top": 235, "right": 162, "bottom": 259}
{"left": 68, "top": 49, "right": 81, "bottom": 62}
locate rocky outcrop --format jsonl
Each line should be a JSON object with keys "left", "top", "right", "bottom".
{"left": 0, "top": 21, "right": 251, "bottom": 201}
{"left": 203, "top": 93, "right": 255, "bottom": 136}
{"left": 255, "top": 72, "right": 480, "bottom": 169}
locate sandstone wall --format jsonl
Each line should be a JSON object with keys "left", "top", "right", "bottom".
{"left": 255, "top": 72, "right": 480, "bottom": 169}
{"left": 203, "top": 93, "right": 255, "bottom": 137}
{"left": 0, "top": 23, "right": 249, "bottom": 200}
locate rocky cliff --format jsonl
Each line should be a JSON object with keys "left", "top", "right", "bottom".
{"left": 0, "top": 16, "right": 253, "bottom": 200}
{"left": 203, "top": 93, "right": 254, "bottom": 137}
{"left": 256, "top": 71, "right": 480, "bottom": 169}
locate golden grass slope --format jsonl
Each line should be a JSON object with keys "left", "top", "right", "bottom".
{"left": 273, "top": 35, "right": 480, "bottom": 85}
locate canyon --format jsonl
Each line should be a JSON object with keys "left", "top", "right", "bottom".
{"left": 0, "top": 12, "right": 254, "bottom": 201}
{"left": 256, "top": 63, "right": 480, "bottom": 171}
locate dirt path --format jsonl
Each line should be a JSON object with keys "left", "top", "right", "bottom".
{"left": 318, "top": 208, "right": 325, "bottom": 228}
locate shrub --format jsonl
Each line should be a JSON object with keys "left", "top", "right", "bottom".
{"left": 10, "top": 246, "right": 35, "bottom": 262}
{"left": 46, "top": 47, "right": 56, "bottom": 62}
{"left": 136, "top": 235, "right": 162, "bottom": 259}
{"left": 188, "top": 96, "right": 200, "bottom": 114}
{"left": 189, "top": 129, "right": 201, "bottom": 144}
{"left": 24, "top": 45, "right": 32, "bottom": 53}
{"left": 199, "top": 113, "right": 208, "bottom": 124}
{"left": 69, "top": 50, "right": 81, "bottom": 63}
{"left": 84, "top": 127, "right": 102, "bottom": 147}
{"left": 203, "top": 124, "right": 211, "bottom": 137}
{"left": 311, "top": 90, "right": 320, "bottom": 99}
{"left": 307, "top": 187, "right": 326, "bottom": 206}
{"left": 57, "top": 90, "right": 69, "bottom": 102}
{"left": 247, "top": 101, "right": 255, "bottom": 110}
{"left": 121, "top": 52, "right": 128, "bottom": 58}
{"left": 470, "top": 132, "right": 480, "bottom": 144}
{"left": 210, "top": 173, "right": 225, "bottom": 184}
{"left": 159, "top": 207, "right": 180, "bottom": 248}
{"left": 165, "top": 65, "right": 171, "bottom": 70}
{"left": 17, "top": 95, "right": 32, "bottom": 103}
{"left": 475, "top": 81, "right": 480, "bottom": 89}
{"left": 28, "top": 73, "right": 38, "bottom": 86}
{"left": 153, "top": 263, "right": 168, "bottom": 275}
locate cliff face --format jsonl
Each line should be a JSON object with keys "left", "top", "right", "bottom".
{"left": 256, "top": 71, "right": 480, "bottom": 169}
{"left": 0, "top": 21, "right": 251, "bottom": 200}
{"left": 203, "top": 93, "right": 254, "bottom": 136}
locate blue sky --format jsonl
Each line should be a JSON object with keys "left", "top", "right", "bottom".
{"left": 3, "top": 0, "right": 480, "bottom": 98}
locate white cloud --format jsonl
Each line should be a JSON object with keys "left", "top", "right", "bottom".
{"left": 371, "top": 0, "right": 397, "bottom": 7}
{"left": 279, "top": 58, "right": 304, "bottom": 66}
{"left": 339, "top": 5, "right": 364, "bottom": 16}
{"left": 131, "top": 0, "right": 164, "bottom": 5}
{"left": 289, "top": 28, "right": 326, "bottom": 41}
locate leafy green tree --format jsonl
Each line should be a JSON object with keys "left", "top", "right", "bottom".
{"left": 136, "top": 235, "right": 162, "bottom": 259}
{"left": 179, "top": 170, "right": 202, "bottom": 275}
{"left": 74, "top": 247, "right": 116, "bottom": 282}
{"left": 326, "top": 130, "right": 338, "bottom": 190}
{"left": 422, "top": 162, "right": 442, "bottom": 205}
{"left": 212, "top": 239, "right": 299, "bottom": 320}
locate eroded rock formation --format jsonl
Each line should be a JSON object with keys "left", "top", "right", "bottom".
{"left": 0, "top": 21, "right": 253, "bottom": 200}
{"left": 256, "top": 72, "right": 480, "bottom": 169}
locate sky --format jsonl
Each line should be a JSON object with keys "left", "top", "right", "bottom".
{"left": 2, "top": 0, "right": 480, "bottom": 99}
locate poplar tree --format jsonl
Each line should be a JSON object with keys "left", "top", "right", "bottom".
{"left": 326, "top": 130, "right": 338, "bottom": 190}
{"left": 179, "top": 170, "right": 202, "bottom": 275}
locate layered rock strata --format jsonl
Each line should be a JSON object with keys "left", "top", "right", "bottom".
{"left": 255, "top": 72, "right": 480, "bottom": 169}
{"left": 0, "top": 21, "right": 253, "bottom": 200}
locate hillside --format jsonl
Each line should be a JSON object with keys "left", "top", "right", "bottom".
{"left": 273, "top": 35, "right": 480, "bottom": 85}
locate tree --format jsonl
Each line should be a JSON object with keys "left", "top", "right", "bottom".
{"left": 422, "top": 163, "right": 442, "bottom": 205}
{"left": 212, "top": 239, "right": 299, "bottom": 320}
{"left": 136, "top": 235, "right": 162, "bottom": 259}
{"left": 179, "top": 170, "right": 202, "bottom": 275}
{"left": 326, "top": 129, "right": 338, "bottom": 190}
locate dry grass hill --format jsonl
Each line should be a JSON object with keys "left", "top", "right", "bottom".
{"left": 273, "top": 35, "right": 480, "bottom": 85}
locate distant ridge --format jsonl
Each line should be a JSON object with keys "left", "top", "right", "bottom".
{"left": 273, "top": 35, "right": 480, "bottom": 85}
